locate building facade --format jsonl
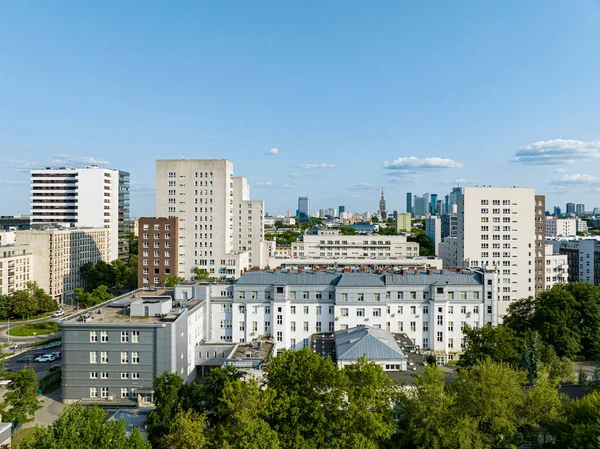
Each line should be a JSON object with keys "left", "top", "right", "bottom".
{"left": 425, "top": 216, "right": 442, "bottom": 256}
{"left": 546, "top": 217, "right": 577, "bottom": 237}
{"left": 534, "top": 195, "right": 546, "bottom": 296}
{"left": 155, "top": 159, "right": 273, "bottom": 281}
{"left": 457, "top": 187, "right": 536, "bottom": 316}
{"left": 0, "top": 244, "right": 31, "bottom": 295}
{"left": 30, "top": 166, "right": 130, "bottom": 261}
{"left": 15, "top": 228, "right": 111, "bottom": 302}
{"left": 544, "top": 244, "right": 568, "bottom": 290}
{"left": 290, "top": 228, "right": 419, "bottom": 258}
{"left": 137, "top": 218, "right": 179, "bottom": 288}
{"left": 395, "top": 213, "right": 412, "bottom": 233}
{"left": 296, "top": 197, "right": 310, "bottom": 222}
{"left": 551, "top": 238, "right": 600, "bottom": 284}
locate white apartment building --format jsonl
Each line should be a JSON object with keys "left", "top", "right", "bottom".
{"left": 457, "top": 187, "right": 536, "bottom": 316}
{"left": 15, "top": 228, "right": 111, "bottom": 302}
{"left": 544, "top": 244, "right": 568, "bottom": 290}
{"left": 548, "top": 237, "right": 600, "bottom": 284}
{"left": 546, "top": 217, "right": 577, "bottom": 237}
{"left": 156, "top": 159, "right": 274, "bottom": 280}
{"left": 290, "top": 228, "right": 419, "bottom": 259}
{"left": 30, "top": 166, "right": 130, "bottom": 261}
{"left": 181, "top": 268, "right": 498, "bottom": 363}
{"left": 268, "top": 256, "right": 442, "bottom": 270}
{"left": 0, "top": 244, "right": 31, "bottom": 295}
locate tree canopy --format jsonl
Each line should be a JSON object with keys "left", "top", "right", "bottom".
{"left": 0, "top": 281, "right": 58, "bottom": 319}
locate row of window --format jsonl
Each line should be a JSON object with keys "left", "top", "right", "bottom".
{"left": 142, "top": 224, "right": 171, "bottom": 231}
{"left": 480, "top": 199, "right": 511, "bottom": 205}
{"left": 237, "top": 291, "right": 482, "bottom": 301}
{"left": 89, "top": 351, "right": 140, "bottom": 364}
{"left": 90, "top": 371, "right": 140, "bottom": 379}
{"left": 90, "top": 387, "right": 137, "bottom": 399}
{"left": 90, "top": 331, "right": 140, "bottom": 343}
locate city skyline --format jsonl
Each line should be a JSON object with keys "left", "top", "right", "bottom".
{"left": 1, "top": 2, "right": 600, "bottom": 217}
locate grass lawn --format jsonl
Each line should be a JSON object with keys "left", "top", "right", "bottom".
{"left": 8, "top": 311, "right": 55, "bottom": 323}
{"left": 8, "top": 322, "right": 59, "bottom": 337}
{"left": 12, "top": 427, "right": 37, "bottom": 446}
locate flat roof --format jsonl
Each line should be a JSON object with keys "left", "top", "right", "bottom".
{"left": 60, "top": 288, "right": 188, "bottom": 325}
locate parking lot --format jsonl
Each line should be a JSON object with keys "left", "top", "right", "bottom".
{"left": 4, "top": 342, "right": 62, "bottom": 381}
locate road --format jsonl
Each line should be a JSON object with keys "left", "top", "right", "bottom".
{"left": 5, "top": 344, "right": 62, "bottom": 381}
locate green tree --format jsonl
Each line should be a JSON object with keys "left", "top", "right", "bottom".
{"left": 158, "top": 409, "right": 207, "bottom": 449}
{"left": 452, "top": 360, "right": 526, "bottom": 447}
{"left": 371, "top": 216, "right": 379, "bottom": 223}
{"left": 74, "top": 285, "right": 114, "bottom": 309}
{"left": 193, "top": 268, "right": 217, "bottom": 282}
{"left": 336, "top": 357, "right": 398, "bottom": 448}
{"left": 548, "top": 356, "right": 576, "bottom": 384}
{"left": 458, "top": 324, "right": 522, "bottom": 369}
{"left": 552, "top": 391, "right": 600, "bottom": 449}
{"left": 147, "top": 372, "right": 185, "bottom": 445}
{"left": 199, "top": 366, "right": 244, "bottom": 420}
{"left": 0, "top": 368, "right": 42, "bottom": 427}
{"left": 521, "top": 372, "right": 564, "bottom": 445}
{"left": 164, "top": 275, "right": 185, "bottom": 287}
{"left": 504, "top": 296, "right": 537, "bottom": 335}
{"left": 20, "top": 404, "right": 151, "bottom": 449}
{"left": 129, "top": 231, "right": 138, "bottom": 256}
{"left": 211, "top": 378, "right": 279, "bottom": 449}
{"left": 8, "top": 289, "right": 38, "bottom": 319}
{"left": 337, "top": 226, "right": 357, "bottom": 235}
{"left": 407, "top": 228, "right": 435, "bottom": 256}
{"left": 264, "top": 348, "right": 346, "bottom": 448}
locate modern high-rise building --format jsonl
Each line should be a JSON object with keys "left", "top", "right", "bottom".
{"left": 425, "top": 216, "right": 442, "bottom": 256}
{"left": 296, "top": 197, "right": 310, "bottom": 221}
{"left": 406, "top": 192, "right": 413, "bottom": 216}
{"left": 378, "top": 190, "right": 387, "bottom": 219}
{"left": 155, "top": 159, "right": 274, "bottom": 281}
{"left": 553, "top": 206, "right": 562, "bottom": 216}
{"left": 457, "top": 187, "right": 538, "bottom": 316}
{"left": 430, "top": 194, "right": 438, "bottom": 214}
{"left": 30, "top": 166, "right": 130, "bottom": 261}
{"left": 576, "top": 204, "right": 585, "bottom": 216}
{"left": 413, "top": 195, "right": 428, "bottom": 217}
{"left": 338, "top": 206, "right": 345, "bottom": 215}
{"left": 566, "top": 203, "right": 576, "bottom": 215}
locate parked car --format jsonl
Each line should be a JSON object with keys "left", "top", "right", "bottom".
{"left": 0, "top": 379, "right": 13, "bottom": 386}
{"left": 50, "top": 351, "right": 61, "bottom": 359}
{"left": 49, "top": 364, "right": 62, "bottom": 372}
{"left": 17, "top": 356, "right": 35, "bottom": 364}
{"left": 42, "top": 341, "right": 61, "bottom": 350}
{"left": 74, "top": 305, "right": 83, "bottom": 310}
{"left": 52, "top": 310, "right": 65, "bottom": 317}
{"left": 34, "top": 354, "right": 56, "bottom": 363}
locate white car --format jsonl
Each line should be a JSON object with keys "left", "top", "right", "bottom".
{"left": 53, "top": 310, "right": 65, "bottom": 317}
{"left": 0, "top": 379, "right": 13, "bottom": 386}
{"left": 34, "top": 354, "right": 56, "bottom": 363}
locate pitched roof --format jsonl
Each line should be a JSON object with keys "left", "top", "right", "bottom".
{"left": 335, "top": 273, "right": 385, "bottom": 287}
{"left": 335, "top": 326, "right": 405, "bottom": 361}
{"left": 384, "top": 272, "right": 482, "bottom": 285}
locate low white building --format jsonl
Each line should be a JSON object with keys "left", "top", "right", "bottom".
{"left": 334, "top": 326, "right": 407, "bottom": 371}
{"left": 15, "top": 227, "right": 111, "bottom": 302}
{"left": 291, "top": 228, "right": 419, "bottom": 259}
{"left": 178, "top": 267, "right": 498, "bottom": 363}
{"left": 268, "top": 256, "right": 442, "bottom": 270}
{"left": 546, "top": 217, "right": 577, "bottom": 237}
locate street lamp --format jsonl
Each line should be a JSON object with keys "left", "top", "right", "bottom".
{"left": 7, "top": 317, "right": 9, "bottom": 345}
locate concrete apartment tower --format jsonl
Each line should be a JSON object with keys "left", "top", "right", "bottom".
{"left": 457, "top": 187, "right": 537, "bottom": 317}
{"left": 30, "top": 166, "right": 130, "bottom": 261}
{"left": 156, "top": 159, "right": 273, "bottom": 280}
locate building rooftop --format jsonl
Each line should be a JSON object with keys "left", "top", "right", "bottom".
{"left": 59, "top": 287, "right": 199, "bottom": 325}
{"left": 236, "top": 267, "right": 488, "bottom": 287}
{"left": 335, "top": 326, "right": 406, "bottom": 361}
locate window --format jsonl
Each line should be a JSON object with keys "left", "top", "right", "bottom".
{"left": 398, "top": 322, "right": 404, "bottom": 331}
{"left": 90, "top": 372, "right": 98, "bottom": 379}
{"left": 121, "top": 352, "right": 129, "bottom": 364}
{"left": 373, "top": 308, "right": 381, "bottom": 317}
{"left": 316, "top": 306, "right": 322, "bottom": 314}
{"left": 357, "top": 293, "right": 364, "bottom": 302}
{"left": 90, "top": 387, "right": 98, "bottom": 398}
{"left": 448, "top": 321, "right": 454, "bottom": 331}
{"left": 410, "top": 322, "right": 416, "bottom": 332}
{"left": 461, "top": 306, "right": 467, "bottom": 314}
{"left": 398, "top": 305, "right": 403, "bottom": 314}
{"left": 473, "top": 306, "right": 479, "bottom": 314}
{"left": 340, "top": 293, "right": 347, "bottom": 302}
{"left": 100, "top": 352, "right": 108, "bottom": 363}
{"left": 448, "top": 338, "right": 454, "bottom": 348}
{"left": 329, "top": 306, "right": 334, "bottom": 314}
{"left": 101, "top": 387, "right": 109, "bottom": 399}
{"left": 423, "top": 321, "right": 429, "bottom": 331}
{"left": 316, "top": 322, "right": 322, "bottom": 332}
{"left": 277, "top": 332, "right": 283, "bottom": 342}
{"left": 121, "top": 332, "right": 129, "bottom": 343}
{"left": 131, "top": 331, "right": 139, "bottom": 343}
{"left": 291, "top": 306, "right": 296, "bottom": 314}
{"left": 131, "top": 352, "right": 139, "bottom": 364}
{"left": 289, "top": 291, "right": 296, "bottom": 300}
{"left": 410, "top": 306, "right": 416, "bottom": 314}
{"left": 100, "top": 331, "right": 108, "bottom": 342}
{"left": 437, "top": 331, "right": 443, "bottom": 342}
{"left": 374, "top": 293, "right": 381, "bottom": 302}
{"left": 121, "top": 388, "right": 129, "bottom": 399}
{"left": 410, "top": 292, "right": 416, "bottom": 299}
{"left": 423, "top": 306, "right": 429, "bottom": 314}
{"left": 304, "top": 306, "right": 309, "bottom": 314}
{"left": 290, "top": 321, "right": 296, "bottom": 332}
{"left": 448, "top": 306, "right": 454, "bottom": 314}
{"left": 132, "top": 372, "right": 139, "bottom": 379}
{"left": 90, "top": 331, "right": 98, "bottom": 342}
{"left": 121, "top": 372, "right": 129, "bottom": 379}
{"left": 357, "top": 308, "right": 365, "bottom": 317}
{"left": 90, "top": 352, "right": 97, "bottom": 364}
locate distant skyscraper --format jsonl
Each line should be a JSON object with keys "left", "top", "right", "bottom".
{"left": 576, "top": 204, "right": 585, "bottom": 216}
{"left": 553, "top": 206, "right": 561, "bottom": 216}
{"left": 297, "top": 197, "right": 310, "bottom": 221}
{"left": 378, "top": 190, "right": 387, "bottom": 219}
{"left": 413, "top": 196, "right": 427, "bottom": 217}
{"left": 430, "top": 194, "right": 438, "bottom": 214}
{"left": 338, "top": 205, "right": 345, "bottom": 215}
{"left": 566, "top": 203, "right": 576, "bottom": 214}
{"left": 436, "top": 200, "right": 444, "bottom": 216}
{"left": 406, "top": 192, "right": 413, "bottom": 216}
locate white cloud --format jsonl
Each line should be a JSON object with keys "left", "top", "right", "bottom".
{"left": 299, "top": 163, "right": 335, "bottom": 169}
{"left": 383, "top": 156, "right": 463, "bottom": 171}
{"left": 5, "top": 153, "right": 110, "bottom": 172}
{"left": 253, "top": 181, "right": 296, "bottom": 191}
{"left": 254, "top": 181, "right": 274, "bottom": 188}
{"left": 553, "top": 168, "right": 566, "bottom": 173}
{"left": 514, "top": 139, "right": 600, "bottom": 165}
{"left": 348, "top": 182, "right": 379, "bottom": 192}
{"left": 551, "top": 173, "right": 600, "bottom": 185}
{"left": 267, "top": 148, "right": 279, "bottom": 156}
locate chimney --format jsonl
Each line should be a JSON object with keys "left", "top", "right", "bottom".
{"left": 440, "top": 269, "right": 444, "bottom": 274}
{"left": 343, "top": 268, "right": 351, "bottom": 273}
{"left": 427, "top": 269, "right": 432, "bottom": 275}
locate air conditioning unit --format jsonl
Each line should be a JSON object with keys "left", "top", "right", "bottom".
{"left": 108, "top": 396, "right": 114, "bottom": 401}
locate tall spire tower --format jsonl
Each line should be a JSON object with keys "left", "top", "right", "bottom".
{"left": 378, "top": 189, "right": 387, "bottom": 219}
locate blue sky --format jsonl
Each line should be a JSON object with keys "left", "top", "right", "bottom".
{"left": 1, "top": 1, "right": 600, "bottom": 217}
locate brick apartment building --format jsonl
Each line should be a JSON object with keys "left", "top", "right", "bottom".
{"left": 138, "top": 217, "right": 179, "bottom": 287}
